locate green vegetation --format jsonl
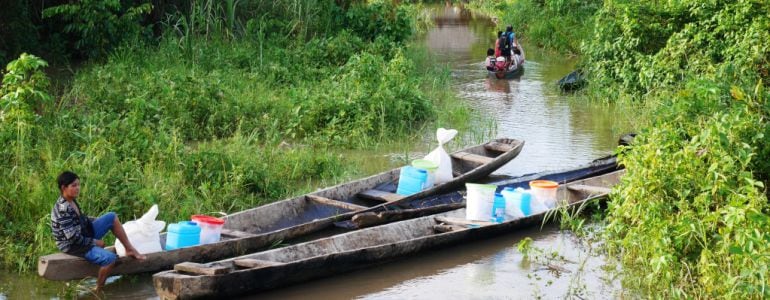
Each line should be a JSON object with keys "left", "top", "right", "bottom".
{"left": 0, "top": 0, "right": 470, "bottom": 273}
{"left": 477, "top": 0, "right": 770, "bottom": 297}
{"left": 468, "top": 0, "right": 601, "bottom": 55}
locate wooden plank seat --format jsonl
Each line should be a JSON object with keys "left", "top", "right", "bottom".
{"left": 432, "top": 224, "right": 466, "bottom": 233}
{"left": 174, "top": 262, "right": 230, "bottom": 275}
{"left": 450, "top": 151, "right": 495, "bottom": 167}
{"left": 483, "top": 141, "right": 514, "bottom": 153}
{"left": 357, "top": 189, "right": 405, "bottom": 203}
{"left": 233, "top": 259, "right": 284, "bottom": 269}
{"left": 306, "top": 195, "right": 367, "bottom": 211}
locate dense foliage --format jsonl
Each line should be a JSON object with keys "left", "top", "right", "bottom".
{"left": 478, "top": 0, "right": 770, "bottom": 297}
{"left": 469, "top": 0, "right": 601, "bottom": 55}
{"left": 588, "top": 1, "right": 770, "bottom": 297}
{"left": 0, "top": 0, "right": 467, "bottom": 273}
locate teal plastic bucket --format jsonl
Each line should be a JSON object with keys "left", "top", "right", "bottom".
{"left": 396, "top": 166, "right": 429, "bottom": 196}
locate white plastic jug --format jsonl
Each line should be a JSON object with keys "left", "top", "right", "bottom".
{"left": 465, "top": 183, "right": 496, "bottom": 221}
{"left": 115, "top": 204, "right": 166, "bottom": 257}
{"left": 424, "top": 128, "right": 458, "bottom": 185}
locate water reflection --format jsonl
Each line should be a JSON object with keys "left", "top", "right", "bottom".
{"left": 423, "top": 3, "right": 630, "bottom": 177}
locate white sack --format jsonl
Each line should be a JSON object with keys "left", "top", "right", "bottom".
{"left": 424, "top": 128, "right": 458, "bottom": 184}
{"left": 115, "top": 204, "right": 165, "bottom": 257}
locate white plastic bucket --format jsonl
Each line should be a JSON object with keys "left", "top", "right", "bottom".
{"left": 529, "top": 180, "right": 559, "bottom": 208}
{"left": 191, "top": 215, "right": 225, "bottom": 244}
{"left": 465, "top": 183, "right": 496, "bottom": 221}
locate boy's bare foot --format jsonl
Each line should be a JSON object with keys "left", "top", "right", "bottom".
{"left": 90, "top": 285, "right": 105, "bottom": 298}
{"left": 125, "top": 249, "right": 147, "bottom": 260}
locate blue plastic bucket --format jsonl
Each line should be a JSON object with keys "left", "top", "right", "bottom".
{"left": 165, "top": 221, "right": 201, "bottom": 250}
{"left": 396, "top": 166, "right": 429, "bottom": 196}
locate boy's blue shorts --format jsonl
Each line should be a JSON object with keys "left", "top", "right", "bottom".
{"left": 84, "top": 212, "right": 117, "bottom": 267}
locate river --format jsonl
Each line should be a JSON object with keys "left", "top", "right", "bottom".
{"left": 0, "top": 3, "right": 632, "bottom": 299}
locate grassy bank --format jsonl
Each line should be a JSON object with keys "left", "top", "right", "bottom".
{"left": 468, "top": 0, "right": 600, "bottom": 55}
{"left": 0, "top": 1, "right": 471, "bottom": 273}
{"left": 476, "top": 0, "right": 770, "bottom": 297}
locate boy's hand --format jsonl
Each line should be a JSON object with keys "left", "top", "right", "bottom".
{"left": 94, "top": 240, "right": 105, "bottom": 248}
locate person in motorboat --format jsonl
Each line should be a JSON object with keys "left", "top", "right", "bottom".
{"left": 505, "top": 25, "right": 518, "bottom": 49}
{"left": 495, "top": 56, "right": 508, "bottom": 72}
{"left": 485, "top": 48, "right": 497, "bottom": 71}
{"left": 494, "top": 31, "right": 503, "bottom": 57}
{"left": 499, "top": 31, "right": 512, "bottom": 63}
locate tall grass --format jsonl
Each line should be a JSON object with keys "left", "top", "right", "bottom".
{"left": 0, "top": 1, "right": 473, "bottom": 273}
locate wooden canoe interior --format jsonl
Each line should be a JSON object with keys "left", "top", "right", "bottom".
{"left": 220, "top": 138, "right": 522, "bottom": 236}
{"left": 170, "top": 170, "right": 623, "bottom": 277}
{"left": 38, "top": 138, "right": 523, "bottom": 281}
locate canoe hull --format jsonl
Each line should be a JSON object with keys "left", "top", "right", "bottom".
{"left": 153, "top": 170, "right": 624, "bottom": 299}
{"left": 38, "top": 138, "right": 524, "bottom": 281}
{"left": 488, "top": 66, "right": 523, "bottom": 79}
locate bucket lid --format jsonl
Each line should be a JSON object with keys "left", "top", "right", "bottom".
{"left": 529, "top": 180, "right": 558, "bottom": 189}
{"left": 192, "top": 215, "right": 225, "bottom": 225}
{"left": 411, "top": 159, "right": 438, "bottom": 171}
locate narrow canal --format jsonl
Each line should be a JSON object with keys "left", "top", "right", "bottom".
{"left": 253, "top": 3, "right": 632, "bottom": 300}
{"left": 0, "top": 3, "right": 633, "bottom": 299}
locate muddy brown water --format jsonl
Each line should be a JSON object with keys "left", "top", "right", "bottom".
{"left": 0, "top": 3, "right": 633, "bottom": 299}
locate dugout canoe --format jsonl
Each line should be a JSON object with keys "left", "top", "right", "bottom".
{"left": 38, "top": 138, "right": 524, "bottom": 281}
{"left": 153, "top": 169, "right": 625, "bottom": 299}
{"left": 558, "top": 69, "right": 586, "bottom": 92}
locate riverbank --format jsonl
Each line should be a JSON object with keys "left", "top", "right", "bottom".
{"left": 476, "top": 0, "right": 770, "bottom": 297}
{"left": 0, "top": 1, "right": 475, "bottom": 282}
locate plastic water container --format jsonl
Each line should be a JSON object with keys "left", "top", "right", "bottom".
{"left": 396, "top": 166, "right": 429, "bottom": 196}
{"left": 165, "top": 221, "right": 201, "bottom": 250}
{"left": 513, "top": 188, "right": 534, "bottom": 216}
{"left": 500, "top": 187, "right": 525, "bottom": 219}
{"left": 530, "top": 180, "right": 559, "bottom": 208}
{"left": 192, "top": 215, "right": 226, "bottom": 244}
{"left": 411, "top": 159, "right": 438, "bottom": 189}
{"left": 465, "top": 183, "right": 496, "bottom": 221}
{"left": 491, "top": 193, "right": 506, "bottom": 223}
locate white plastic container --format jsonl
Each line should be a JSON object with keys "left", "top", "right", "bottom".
{"left": 530, "top": 180, "right": 559, "bottom": 208}
{"left": 465, "top": 183, "right": 496, "bottom": 221}
{"left": 191, "top": 215, "right": 226, "bottom": 244}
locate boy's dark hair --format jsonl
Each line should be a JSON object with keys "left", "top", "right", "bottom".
{"left": 487, "top": 48, "right": 494, "bottom": 56}
{"left": 506, "top": 25, "right": 513, "bottom": 32}
{"left": 57, "top": 171, "right": 79, "bottom": 191}
{"left": 497, "top": 31, "right": 503, "bottom": 37}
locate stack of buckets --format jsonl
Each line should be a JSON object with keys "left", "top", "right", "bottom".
{"left": 165, "top": 215, "right": 226, "bottom": 250}
{"left": 465, "top": 180, "right": 559, "bottom": 223}
{"left": 396, "top": 159, "right": 439, "bottom": 196}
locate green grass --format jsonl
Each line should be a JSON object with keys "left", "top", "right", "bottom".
{"left": 0, "top": 2, "right": 473, "bottom": 273}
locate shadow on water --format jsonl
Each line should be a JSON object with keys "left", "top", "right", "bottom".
{"left": 0, "top": 3, "right": 631, "bottom": 299}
